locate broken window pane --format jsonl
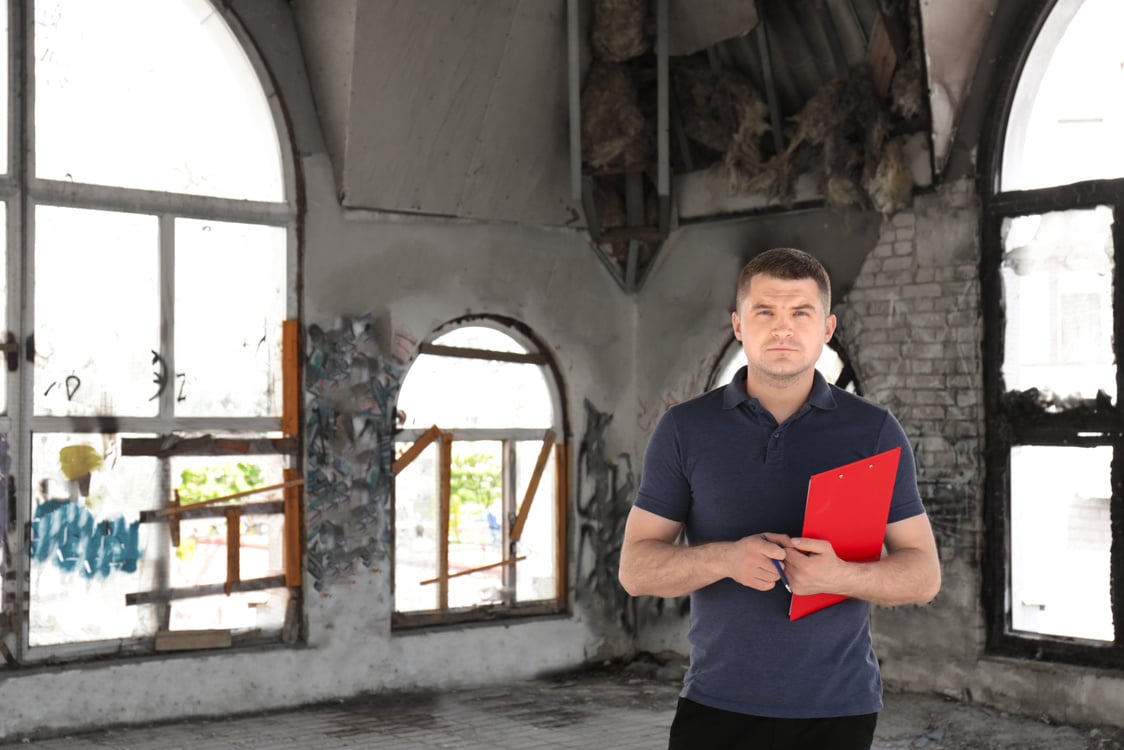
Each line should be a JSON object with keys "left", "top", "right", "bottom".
{"left": 34, "top": 206, "right": 159, "bottom": 417}
{"left": 162, "top": 451, "right": 291, "bottom": 634}
{"left": 1009, "top": 445, "right": 1113, "bottom": 641}
{"left": 175, "top": 219, "right": 286, "bottom": 417}
{"left": 34, "top": 0, "right": 282, "bottom": 200}
{"left": 29, "top": 433, "right": 162, "bottom": 646}
{"left": 1001, "top": 0, "right": 1124, "bottom": 190}
{"left": 1000, "top": 208, "right": 1114, "bottom": 401}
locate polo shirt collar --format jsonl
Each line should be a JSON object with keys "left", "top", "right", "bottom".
{"left": 721, "top": 366, "right": 838, "bottom": 412}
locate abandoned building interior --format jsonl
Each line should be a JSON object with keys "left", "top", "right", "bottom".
{"left": 0, "top": 0, "right": 1120, "bottom": 740}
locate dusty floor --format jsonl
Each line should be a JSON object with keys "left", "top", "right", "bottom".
{"left": 3, "top": 656, "right": 1123, "bottom": 749}
{"left": 614, "top": 654, "right": 1124, "bottom": 750}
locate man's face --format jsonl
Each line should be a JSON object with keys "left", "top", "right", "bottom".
{"left": 731, "top": 274, "right": 836, "bottom": 385}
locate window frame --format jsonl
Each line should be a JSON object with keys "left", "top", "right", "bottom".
{"left": 981, "top": 0, "right": 1124, "bottom": 668}
{"left": 391, "top": 316, "right": 570, "bottom": 630}
{"left": 5, "top": 0, "right": 301, "bottom": 663}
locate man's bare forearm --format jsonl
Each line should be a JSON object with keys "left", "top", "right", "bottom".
{"left": 834, "top": 547, "right": 941, "bottom": 606}
{"left": 618, "top": 538, "right": 733, "bottom": 598}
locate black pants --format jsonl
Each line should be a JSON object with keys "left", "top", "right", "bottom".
{"left": 668, "top": 697, "right": 878, "bottom": 750}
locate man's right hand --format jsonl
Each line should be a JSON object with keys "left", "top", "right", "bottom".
{"left": 728, "top": 532, "right": 792, "bottom": 591}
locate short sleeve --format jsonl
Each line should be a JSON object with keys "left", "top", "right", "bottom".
{"left": 877, "top": 412, "right": 926, "bottom": 524}
{"left": 634, "top": 407, "right": 692, "bottom": 523}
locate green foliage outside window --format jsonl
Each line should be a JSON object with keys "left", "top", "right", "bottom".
{"left": 450, "top": 450, "right": 501, "bottom": 543}
{"left": 177, "top": 462, "right": 265, "bottom": 506}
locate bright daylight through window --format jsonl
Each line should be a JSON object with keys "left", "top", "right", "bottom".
{"left": 393, "top": 324, "right": 566, "bottom": 626}
{"left": 13, "top": 0, "right": 298, "bottom": 656}
{"left": 986, "top": 0, "right": 1124, "bottom": 659}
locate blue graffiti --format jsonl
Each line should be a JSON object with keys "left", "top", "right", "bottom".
{"left": 31, "top": 500, "right": 142, "bottom": 578}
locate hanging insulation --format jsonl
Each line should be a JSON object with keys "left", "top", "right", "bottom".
{"left": 864, "top": 135, "right": 913, "bottom": 215}
{"left": 581, "top": 62, "right": 648, "bottom": 168}
{"left": 591, "top": 0, "right": 649, "bottom": 62}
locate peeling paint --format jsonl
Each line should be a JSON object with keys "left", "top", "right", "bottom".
{"left": 303, "top": 315, "right": 409, "bottom": 591}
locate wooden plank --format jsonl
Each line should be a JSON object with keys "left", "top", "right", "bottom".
{"left": 282, "top": 319, "right": 301, "bottom": 437}
{"left": 225, "top": 508, "right": 241, "bottom": 595}
{"left": 439, "top": 433, "right": 452, "bottom": 609}
{"left": 393, "top": 424, "right": 442, "bottom": 475}
{"left": 554, "top": 442, "right": 569, "bottom": 603}
{"left": 121, "top": 435, "right": 298, "bottom": 458}
{"left": 510, "top": 430, "right": 556, "bottom": 542}
{"left": 419, "top": 556, "right": 525, "bottom": 586}
{"left": 168, "top": 490, "right": 181, "bottom": 548}
{"left": 155, "top": 479, "right": 304, "bottom": 517}
{"left": 155, "top": 629, "right": 232, "bottom": 652}
{"left": 126, "top": 576, "right": 287, "bottom": 606}
{"left": 868, "top": 15, "right": 897, "bottom": 99}
{"left": 140, "top": 500, "right": 284, "bottom": 524}
{"left": 419, "top": 342, "right": 548, "bottom": 365}
{"left": 283, "top": 468, "right": 303, "bottom": 588}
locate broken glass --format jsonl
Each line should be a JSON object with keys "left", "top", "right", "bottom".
{"left": 1000, "top": 208, "right": 1114, "bottom": 402}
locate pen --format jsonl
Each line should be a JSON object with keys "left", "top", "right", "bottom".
{"left": 773, "top": 559, "right": 792, "bottom": 593}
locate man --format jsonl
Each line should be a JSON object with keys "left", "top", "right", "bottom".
{"left": 619, "top": 247, "right": 940, "bottom": 750}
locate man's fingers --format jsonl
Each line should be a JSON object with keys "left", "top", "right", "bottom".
{"left": 789, "top": 537, "right": 832, "bottom": 554}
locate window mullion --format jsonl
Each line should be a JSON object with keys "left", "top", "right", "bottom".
{"left": 438, "top": 432, "right": 452, "bottom": 611}
{"left": 502, "top": 439, "right": 515, "bottom": 601}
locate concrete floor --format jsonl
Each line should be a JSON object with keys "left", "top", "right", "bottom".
{"left": 2, "top": 660, "right": 1122, "bottom": 749}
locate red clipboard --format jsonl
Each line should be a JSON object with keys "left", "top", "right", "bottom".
{"left": 789, "top": 447, "right": 901, "bottom": 621}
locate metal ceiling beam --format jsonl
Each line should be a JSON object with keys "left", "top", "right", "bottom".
{"left": 753, "top": 0, "right": 786, "bottom": 154}
{"left": 567, "top": 0, "right": 582, "bottom": 201}
{"left": 818, "top": 0, "right": 851, "bottom": 77}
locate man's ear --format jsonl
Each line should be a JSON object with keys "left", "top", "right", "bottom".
{"left": 731, "top": 310, "right": 742, "bottom": 341}
{"left": 824, "top": 313, "right": 837, "bottom": 343}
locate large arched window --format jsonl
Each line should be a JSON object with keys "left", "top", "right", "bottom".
{"left": 392, "top": 320, "right": 568, "bottom": 628}
{"left": 983, "top": 0, "right": 1124, "bottom": 666}
{"left": 4, "top": 0, "right": 298, "bottom": 661}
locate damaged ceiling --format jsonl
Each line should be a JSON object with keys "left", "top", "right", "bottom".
{"left": 290, "top": 0, "right": 998, "bottom": 289}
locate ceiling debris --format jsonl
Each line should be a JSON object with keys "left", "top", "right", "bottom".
{"left": 576, "top": 0, "right": 667, "bottom": 292}
{"left": 591, "top": 0, "right": 650, "bottom": 62}
{"left": 581, "top": 61, "right": 651, "bottom": 169}
{"left": 574, "top": 0, "right": 930, "bottom": 287}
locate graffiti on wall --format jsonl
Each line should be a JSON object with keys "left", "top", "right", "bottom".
{"left": 304, "top": 314, "right": 412, "bottom": 591}
{"left": 575, "top": 399, "right": 688, "bottom": 635}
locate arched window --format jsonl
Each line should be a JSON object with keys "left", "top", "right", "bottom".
{"left": 708, "top": 336, "right": 860, "bottom": 394}
{"left": 393, "top": 320, "right": 568, "bottom": 627}
{"left": 8, "top": 0, "right": 298, "bottom": 660}
{"left": 983, "top": 0, "right": 1124, "bottom": 666}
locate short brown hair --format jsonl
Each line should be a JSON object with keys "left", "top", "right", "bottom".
{"left": 735, "top": 247, "right": 831, "bottom": 313}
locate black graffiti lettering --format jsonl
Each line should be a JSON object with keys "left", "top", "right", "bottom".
{"left": 150, "top": 350, "right": 167, "bottom": 401}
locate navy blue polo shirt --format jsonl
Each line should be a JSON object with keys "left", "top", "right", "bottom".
{"left": 635, "top": 367, "right": 925, "bottom": 719}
